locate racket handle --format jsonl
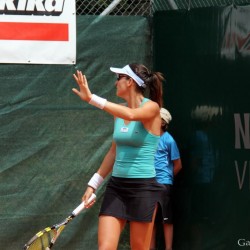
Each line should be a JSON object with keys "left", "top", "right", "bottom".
{"left": 72, "top": 193, "right": 96, "bottom": 216}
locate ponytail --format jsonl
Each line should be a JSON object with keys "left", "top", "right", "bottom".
{"left": 129, "top": 63, "right": 164, "bottom": 107}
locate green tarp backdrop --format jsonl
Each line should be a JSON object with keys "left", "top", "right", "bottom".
{"left": 0, "top": 16, "right": 151, "bottom": 250}
{"left": 1, "top": 5, "right": 250, "bottom": 250}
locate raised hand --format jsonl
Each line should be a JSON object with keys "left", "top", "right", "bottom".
{"left": 72, "top": 70, "right": 92, "bottom": 102}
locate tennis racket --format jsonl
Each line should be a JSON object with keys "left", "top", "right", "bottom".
{"left": 23, "top": 193, "right": 96, "bottom": 250}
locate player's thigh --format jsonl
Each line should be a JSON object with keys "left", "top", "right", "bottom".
{"left": 130, "top": 221, "right": 154, "bottom": 250}
{"left": 130, "top": 205, "right": 158, "bottom": 250}
{"left": 98, "top": 215, "right": 126, "bottom": 250}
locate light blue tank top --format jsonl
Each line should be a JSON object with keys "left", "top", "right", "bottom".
{"left": 112, "top": 98, "right": 160, "bottom": 178}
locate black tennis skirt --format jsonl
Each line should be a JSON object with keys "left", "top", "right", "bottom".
{"left": 99, "top": 176, "right": 166, "bottom": 222}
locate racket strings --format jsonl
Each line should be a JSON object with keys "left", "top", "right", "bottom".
{"left": 24, "top": 198, "right": 93, "bottom": 250}
{"left": 25, "top": 229, "right": 56, "bottom": 250}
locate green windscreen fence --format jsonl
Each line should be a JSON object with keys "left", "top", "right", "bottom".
{"left": 153, "top": 5, "right": 250, "bottom": 250}
{"left": 0, "top": 16, "right": 151, "bottom": 250}
{"left": 2, "top": 6, "right": 250, "bottom": 250}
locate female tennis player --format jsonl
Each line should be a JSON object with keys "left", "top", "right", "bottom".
{"left": 72, "top": 63, "right": 166, "bottom": 250}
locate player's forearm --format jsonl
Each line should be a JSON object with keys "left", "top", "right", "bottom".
{"left": 97, "top": 153, "right": 115, "bottom": 179}
{"left": 104, "top": 101, "right": 142, "bottom": 121}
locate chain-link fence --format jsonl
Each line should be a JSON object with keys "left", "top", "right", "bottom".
{"left": 76, "top": 0, "right": 250, "bottom": 16}
{"left": 76, "top": 0, "right": 152, "bottom": 16}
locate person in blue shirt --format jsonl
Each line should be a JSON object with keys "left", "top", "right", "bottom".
{"left": 150, "top": 108, "right": 182, "bottom": 250}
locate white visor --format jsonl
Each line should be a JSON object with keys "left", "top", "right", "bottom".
{"left": 110, "top": 65, "right": 146, "bottom": 88}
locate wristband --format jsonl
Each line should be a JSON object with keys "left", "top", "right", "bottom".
{"left": 89, "top": 94, "right": 107, "bottom": 109}
{"left": 88, "top": 173, "right": 104, "bottom": 190}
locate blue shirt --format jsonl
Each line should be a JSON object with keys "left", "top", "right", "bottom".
{"left": 154, "top": 132, "right": 180, "bottom": 184}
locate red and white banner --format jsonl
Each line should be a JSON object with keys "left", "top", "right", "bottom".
{"left": 0, "top": 0, "right": 76, "bottom": 64}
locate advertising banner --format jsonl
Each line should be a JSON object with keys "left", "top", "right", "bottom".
{"left": 0, "top": 0, "right": 76, "bottom": 64}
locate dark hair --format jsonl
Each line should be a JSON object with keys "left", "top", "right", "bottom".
{"left": 129, "top": 63, "right": 164, "bottom": 107}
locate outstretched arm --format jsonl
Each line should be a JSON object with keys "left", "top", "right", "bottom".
{"left": 72, "top": 70, "right": 159, "bottom": 122}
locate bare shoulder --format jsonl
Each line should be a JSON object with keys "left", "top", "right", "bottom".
{"left": 142, "top": 99, "right": 160, "bottom": 113}
{"left": 141, "top": 100, "right": 161, "bottom": 134}
{"left": 139, "top": 99, "right": 160, "bottom": 123}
